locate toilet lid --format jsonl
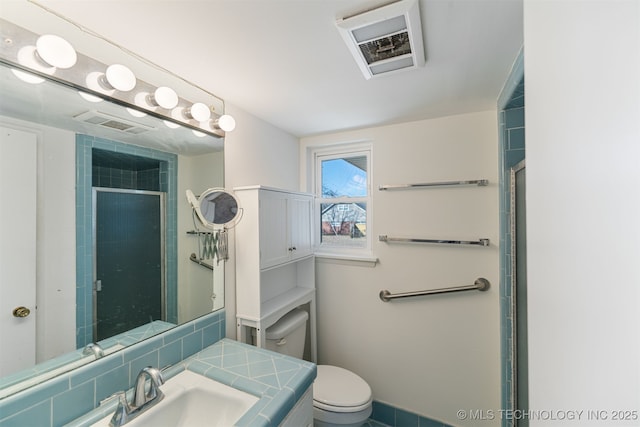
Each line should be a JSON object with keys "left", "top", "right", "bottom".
{"left": 313, "top": 365, "right": 372, "bottom": 409}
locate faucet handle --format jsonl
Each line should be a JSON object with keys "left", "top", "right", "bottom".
{"left": 108, "top": 392, "right": 131, "bottom": 427}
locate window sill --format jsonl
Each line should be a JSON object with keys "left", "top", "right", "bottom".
{"left": 314, "top": 252, "right": 378, "bottom": 267}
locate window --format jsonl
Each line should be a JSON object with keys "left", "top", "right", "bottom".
{"left": 313, "top": 145, "right": 372, "bottom": 256}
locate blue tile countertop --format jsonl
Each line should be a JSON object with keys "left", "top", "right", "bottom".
{"left": 66, "top": 339, "right": 317, "bottom": 427}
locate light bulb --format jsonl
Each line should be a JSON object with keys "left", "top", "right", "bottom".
{"left": 36, "top": 34, "right": 77, "bottom": 69}
{"left": 147, "top": 86, "right": 178, "bottom": 109}
{"left": 171, "top": 107, "right": 187, "bottom": 122}
{"left": 11, "top": 68, "right": 45, "bottom": 84}
{"left": 78, "top": 91, "right": 103, "bottom": 103}
{"left": 13, "top": 45, "right": 54, "bottom": 83}
{"left": 163, "top": 120, "right": 180, "bottom": 129}
{"left": 86, "top": 71, "right": 114, "bottom": 96}
{"left": 192, "top": 130, "right": 206, "bottom": 137}
{"left": 183, "top": 102, "right": 211, "bottom": 122}
{"left": 216, "top": 114, "right": 236, "bottom": 132}
{"left": 135, "top": 92, "right": 150, "bottom": 108}
{"left": 103, "top": 64, "right": 136, "bottom": 92}
{"left": 126, "top": 108, "right": 147, "bottom": 118}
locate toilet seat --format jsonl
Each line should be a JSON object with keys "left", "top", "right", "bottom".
{"left": 313, "top": 365, "right": 372, "bottom": 413}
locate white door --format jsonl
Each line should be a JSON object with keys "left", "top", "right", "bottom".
{"left": 0, "top": 126, "right": 37, "bottom": 376}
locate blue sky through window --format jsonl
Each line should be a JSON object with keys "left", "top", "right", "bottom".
{"left": 321, "top": 157, "right": 367, "bottom": 198}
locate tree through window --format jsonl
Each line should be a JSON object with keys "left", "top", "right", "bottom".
{"left": 314, "top": 147, "right": 371, "bottom": 254}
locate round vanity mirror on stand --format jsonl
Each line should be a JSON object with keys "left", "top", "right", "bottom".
{"left": 186, "top": 188, "right": 242, "bottom": 228}
{"left": 186, "top": 188, "right": 242, "bottom": 264}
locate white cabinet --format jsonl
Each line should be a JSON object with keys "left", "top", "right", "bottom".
{"left": 234, "top": 186, "right": 316, "bottom": 362}
{"left": 280, "top": 386, "right": 313, "bottom": 427}
{"left": 258, "top": 189, "right": 313, "bottom": 269}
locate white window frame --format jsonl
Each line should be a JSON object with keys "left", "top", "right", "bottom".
{"left": 312, "top": 143, "right": 373, "bottom": 258}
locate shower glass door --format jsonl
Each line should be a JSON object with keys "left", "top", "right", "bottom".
{"left": 93, "top": 188, "right": 165, "bottom": 341}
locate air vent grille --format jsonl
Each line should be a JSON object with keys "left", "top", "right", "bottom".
{"left": 73, "top": 110, "right": 155, "bottom": 134}
{"left": 359, "top": 31, "right": 411, "bottom": 64}
{"left": 337, "top": 0, "right": 425, "bottom": 79}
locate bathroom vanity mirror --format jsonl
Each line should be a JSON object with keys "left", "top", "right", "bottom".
{"left": 0, "top": 12, "right": 227, "bottom": 398}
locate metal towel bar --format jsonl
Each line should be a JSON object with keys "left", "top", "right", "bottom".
{"left": 379, "top": 278, "right": 490, "bottom": 302}
{"left": 379, "top": 235, "right": 490, "bottom": 247}
{"left": 189, "top": 253, "right": 213, "bottom": 270}
{"left": 187, "top": 230, "right": 218, "bottom": 261}
{"left": 379, "top": 179, "right": 488, "bottom": 191}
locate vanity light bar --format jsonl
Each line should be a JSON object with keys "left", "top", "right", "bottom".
{"left": 0, "top": 18, "right": 229, "bottom": 138}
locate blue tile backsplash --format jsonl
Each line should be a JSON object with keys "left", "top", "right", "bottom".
{"left": 0, "top": 310, "right": 225, "bottom": 427}
{"left": 0, "top": 322, "right": 173, "bottom": 397}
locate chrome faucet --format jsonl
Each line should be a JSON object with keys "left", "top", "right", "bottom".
{"left": 82, "top": 343, "right": 104, "bottom": 359}
{"left": 133, "top": 366, "right": 165, "bottom": 407}
{"left": 109, "top": 367, "right": 165, "bottom": 427}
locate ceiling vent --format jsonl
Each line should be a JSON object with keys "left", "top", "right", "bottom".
{"left": 73, "top": 111, "right": 155, "bottom": 135}
{"left": 336, "top": 0, "right": 425, "bottom": 79}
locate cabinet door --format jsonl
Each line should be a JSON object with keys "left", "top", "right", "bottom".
{"left": 289, "top": 195, "right": 313, "bottom": 260}
{"left": 259, "top": 190, "right": 290, "bottom": 269}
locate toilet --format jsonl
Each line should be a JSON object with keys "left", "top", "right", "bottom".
{"left": 260, "top": 308, "right": 373, "bottom": 427}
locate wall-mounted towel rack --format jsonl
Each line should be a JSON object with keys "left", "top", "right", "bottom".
{"left": 379, "top": 235, "right": 490, "bottom": 247}
{"left": 379, "top": 179, "right": 488, "bottom": 191}
{"left": 187, "top": 229, "right": 218, "bottom": 265}
{"left": 379, "top": 278, "right": 490, "bottom": 302}
{"left": 190, "top": 253, "right": 213, "bottom": 270}
{"left": 186, "top": 230, "right": 213, "bottom": 235}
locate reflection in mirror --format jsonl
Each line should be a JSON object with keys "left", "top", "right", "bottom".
{"left": 186, "top": 188, "right": 242, "bottom": 267}
{"left": 187, "top": 188, "right": 242, "bottom": 228}
{"left": 200, "top": 190, "right": 240, "bottom": 225}
{"left": 0, "top": 17, "right": 226, "bottom": 398}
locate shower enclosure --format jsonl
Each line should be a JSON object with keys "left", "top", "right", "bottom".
{"left": 498, "top": 50, "right": 526, "bottom": 426}
{"left": 93, "top": 188, "right": 166, "bottom": 341}
{"left": 510, "top": 160, "right": 528, "bottom": 426}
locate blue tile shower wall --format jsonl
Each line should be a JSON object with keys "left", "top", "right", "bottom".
{"left": 503, "top": 107, "right": 525, "bottom": 168}
{"left": 497, "top": 48, "right": 524, "bottom": 427}
{"left": 75, "top": 135, "right": 178, "bottom": 348}
{"left": 92, "top": 165, "right": 161, "bottom": 190}
{"left": 0, "top": 310, "right": 225, "bottom": 427}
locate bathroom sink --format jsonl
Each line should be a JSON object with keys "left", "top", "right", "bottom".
{"left": 91, "top": 370, "right": 259, "bottom": 427}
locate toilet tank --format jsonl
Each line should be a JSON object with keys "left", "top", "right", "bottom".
{"left": 255, "top": 308, "right": 308, "bottom": 358}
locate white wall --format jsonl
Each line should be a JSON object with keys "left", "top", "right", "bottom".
{"left": 524, "top": 1, "right": 640, "bottom": 425}
{"left": 224, "top": 104, "right": 300, "bottom": 191}
{"left": 300, "top": 111, "right": 500, "bottom": 425}
{"left": 177, "top": 151, "right": 225, "bottom": 323}
{"left": 223, "top": 103, "right": 301, "bottom": 337}
{"left": 37, "top": 124, "right": 76, "bottom": 362}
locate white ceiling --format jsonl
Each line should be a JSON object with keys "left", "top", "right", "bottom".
{"left": 3, "top": 0, "right": 523, "bottom": 138}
